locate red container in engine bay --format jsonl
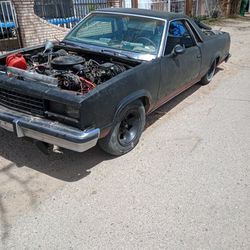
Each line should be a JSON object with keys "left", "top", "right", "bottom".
{"left": 6, "top": 53, "right": 27, "bottom": 70}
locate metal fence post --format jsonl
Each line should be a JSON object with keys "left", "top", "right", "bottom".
{"left": 168, "top": 0, "right": 171, "bottom": 12}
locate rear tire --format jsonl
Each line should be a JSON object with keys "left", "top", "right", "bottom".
{"left": 200, "top": 60, "right": 216, "bottom": 85}
{"left": 99, "top": 101, "right": 145, "bottom": 156}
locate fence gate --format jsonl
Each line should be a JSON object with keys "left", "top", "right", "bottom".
{"left": 0, "top": 0, "right": 21, "bottom": 54}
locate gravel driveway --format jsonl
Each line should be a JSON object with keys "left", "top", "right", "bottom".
{"left": 0, "top": 17, "right": 249, "bottom": 250}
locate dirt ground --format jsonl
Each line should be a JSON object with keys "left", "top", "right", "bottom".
{"left": 0, "top": 17, "right": 249, "bottom": 249}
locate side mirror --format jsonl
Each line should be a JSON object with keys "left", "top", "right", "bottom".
{"left": 171, "top": 44, "right": 185, "bottom": 57}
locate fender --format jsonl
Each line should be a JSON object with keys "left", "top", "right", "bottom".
{"left": 113, "top": 89, "right": 153, "bottom": 122}
{"left": 99, "top": 89, "right": 153, "bottom": 138}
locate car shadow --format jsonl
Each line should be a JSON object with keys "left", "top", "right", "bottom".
{"left": 0, "top": 134, "right": 113, "bottom": 182}
{"left": 0, "top": 76, "right": 220, "bottom": 182}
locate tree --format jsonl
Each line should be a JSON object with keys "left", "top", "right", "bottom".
{"left": 221, "top": 0, "right": 242, "bottom": 16}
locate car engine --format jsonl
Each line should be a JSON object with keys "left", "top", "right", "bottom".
{"left": 5, "top": 45, "right": 127, "bottom": 94}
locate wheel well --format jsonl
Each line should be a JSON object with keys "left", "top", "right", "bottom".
{"left": 215, "top": 56, "right": 220, "bottom": 65}
{"left": 140, "top": 96, "right": 150, "bottom": 113}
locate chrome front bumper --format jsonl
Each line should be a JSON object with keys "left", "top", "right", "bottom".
{"left": 0, "top": 105, "right": 100, "bottom": 152}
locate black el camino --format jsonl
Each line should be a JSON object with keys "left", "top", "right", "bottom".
{"left": 0, "top": 8, "right": 230, "bottom": 155}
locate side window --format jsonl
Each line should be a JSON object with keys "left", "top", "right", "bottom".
{"left": 165, "top": 20, "right": 195, "bottom": 55}
{"left": 185, "top": 20, "right": 203, "bottom": 43}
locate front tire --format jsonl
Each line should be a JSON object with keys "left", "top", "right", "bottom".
{"left": 99, "top": 101, "right": 145, "bottom": 156}
{"left": 200, "top": 60, "right": 216, "bottom": 85}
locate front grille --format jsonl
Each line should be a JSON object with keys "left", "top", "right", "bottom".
{"left": 0, "top": 88, "right": 45, "bottom": 116}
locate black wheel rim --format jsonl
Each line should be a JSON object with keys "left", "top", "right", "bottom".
{"left": 118, "top": 111, "right": 140, "bottom": 147}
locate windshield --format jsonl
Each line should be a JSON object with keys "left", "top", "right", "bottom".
{"left": 65, "top": 13, "right": 165, "bottom": 58}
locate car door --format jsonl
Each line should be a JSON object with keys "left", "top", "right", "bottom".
{"left": 158, "top": 19, "right": 201, "bottom": 99}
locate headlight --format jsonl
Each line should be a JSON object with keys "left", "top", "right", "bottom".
{"left": 49, "top": 101, "right": 65, "bottom": 114}
{"left": 65, "top": 105, "right": 79, "bottom": 119}
{"left": 49, "top": 101, "right": 79, "bottom": 119}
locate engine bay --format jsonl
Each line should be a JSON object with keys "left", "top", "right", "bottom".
{"left": 2, "top": 42, "right": 134, "bottom": 95}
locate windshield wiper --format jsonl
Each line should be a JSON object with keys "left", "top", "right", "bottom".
{"left": 100, "top": 49, "right": 134, "bottom": 60}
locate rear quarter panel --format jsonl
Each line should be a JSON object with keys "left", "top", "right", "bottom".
{"left": 199, "top": 32, "right": 230, "bottom": 78}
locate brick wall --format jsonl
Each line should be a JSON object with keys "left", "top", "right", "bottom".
{"left": 12, "top": 0, "right": 68, "bottom": 47}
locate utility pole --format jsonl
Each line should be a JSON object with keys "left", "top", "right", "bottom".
{"left": 185, "top": 0, "right": 193, "bottom": 16}
{"left": 131, "top": 0, "right": 138, "bottom": 8}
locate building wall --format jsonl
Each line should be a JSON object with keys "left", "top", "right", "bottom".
{"left": 108, "top": 0, "right": 122, "bottom": 7}
{"left": 12, "top": 0, "right": 68, "bottom": 47}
